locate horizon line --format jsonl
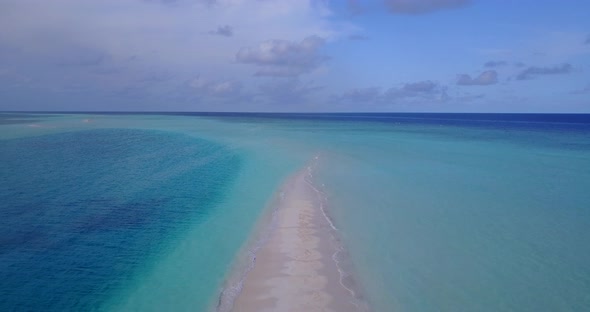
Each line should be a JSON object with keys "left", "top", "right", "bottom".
{"left": 2, "top": 111, "right": 590, "bottom": 115}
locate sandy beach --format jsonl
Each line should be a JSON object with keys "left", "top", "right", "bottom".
{"left": 230, "top": 166, "right": 363, "bottom": 312}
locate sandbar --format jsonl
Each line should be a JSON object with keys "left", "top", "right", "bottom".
{"left": 230, "top": 166, "right": 364, "bottom": 312}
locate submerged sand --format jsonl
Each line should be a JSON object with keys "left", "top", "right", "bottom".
{"left": 230, "top": 166, "right": 364, "bottom": 312}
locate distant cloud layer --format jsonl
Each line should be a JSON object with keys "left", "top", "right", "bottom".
{"left": 516, "top": 63, "right": 573, "bottom": 80}
{"left": 340, "top": 80, "right": 448, "bottom": 105}
{"left": 457, "top": 70, "right": 498, "bottom": 86}
{"left": 188, "top": 76, "right": 242, "bottom": 97}
{"left": 399, "top": 80, "right": 437, "bottom": 93}
{"left": 341, "top": 87, "right": 382, "bottom": 102}
{"left": 236, "top": 36, "right": 327, "bottom": 77}
{"left": 384, "top": 80, "right": 448, "bottom": 102}
{"left": 385, "top": 0, "right": 470, "bottom": 14}
{"left": 209, "top": 25, "right": 233, "bottom": 37}
{"left": 257, "top": 79, "right": 323, "bottom": 108}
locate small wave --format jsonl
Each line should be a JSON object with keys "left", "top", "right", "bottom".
{"left": 303, "top": 158, "right": 370, "bottom": 311}
{"left": 215, "top": 191, "right": 284, "bottom": 312}
{"left": 304, "top": 177, "right": 338, "bottom": 232}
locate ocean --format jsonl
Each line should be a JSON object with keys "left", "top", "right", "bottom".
{"left": 1, "top": 112, "right": 589, "bottom": 311}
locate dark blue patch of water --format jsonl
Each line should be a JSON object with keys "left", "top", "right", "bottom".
{"left": 0, "top": 129, "right": 241, "bottom": 311}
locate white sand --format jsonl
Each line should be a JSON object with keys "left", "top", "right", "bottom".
{"left": 231, "top": 168, "right": 362, "bottom": 312}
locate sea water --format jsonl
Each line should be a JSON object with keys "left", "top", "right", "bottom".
{"left": 1, "top": 113, "right": 590, "bottom": 311}
{"left": 311, "top": 117, "right": 590, "bottom": 311}
{"left": 0, "top": 114, "right": 304, "bottom": 311}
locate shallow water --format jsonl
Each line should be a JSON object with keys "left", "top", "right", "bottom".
{"left": 1, "top": 113, "right": 589, "bottom": 311}
{"left": 310, "top": 119, "right": 590, "bottom": 311}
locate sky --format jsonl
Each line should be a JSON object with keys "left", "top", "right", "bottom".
{"left": 0, "top": 0, "right": 589, "bottom": 112}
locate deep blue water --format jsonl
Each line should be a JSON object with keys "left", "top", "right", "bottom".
{"left": 0, "top": 129, "right": 241, "bottom": 311}
{"left": 7, "top": 111, "right": 589, "bottom": 122}
{"left": 5, "top": 112, "right": 590, "bottom": 122}
{"left": 183, "top": 112, "right": 590, "bottom": 125}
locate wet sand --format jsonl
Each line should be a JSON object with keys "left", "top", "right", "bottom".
{"left": 231, "top": 167, "right": 362, "bottom": 312}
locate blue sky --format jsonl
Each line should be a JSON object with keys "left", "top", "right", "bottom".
{"left": 0, "top": 0, "right": 589, "bottom": 112}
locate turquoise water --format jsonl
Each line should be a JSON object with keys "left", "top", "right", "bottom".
{"left": 310, "top": 121, "right": 590, "bottom": 311}
{"left": 1, "top": 113, "right": 590, "bottom": 311}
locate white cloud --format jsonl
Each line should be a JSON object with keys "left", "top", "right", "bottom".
{"left": 0, "top": 0, "right": 354, "bottom": 108}
{"left": 236, "top": 36, "right": 327, "bottom": 77}
{"left": 0, "top": 0, "right": 340, "bottom": 76}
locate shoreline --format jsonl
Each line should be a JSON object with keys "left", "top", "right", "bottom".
{"left": 214, "top": 171, "right": 286, "bottom": 312}
{"left": 216, "top": 159, "right": 369, "bottom": 311}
